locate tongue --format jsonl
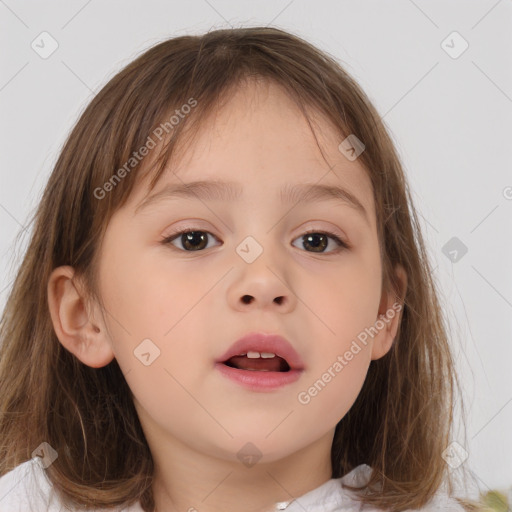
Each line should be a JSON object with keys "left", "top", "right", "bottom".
{"left": 225, "top": 355, "right": 288, "bottom": 372}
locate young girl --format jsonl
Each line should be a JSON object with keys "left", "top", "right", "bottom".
{"left": 0, "top": 26, "right": 480, "bottom": 512}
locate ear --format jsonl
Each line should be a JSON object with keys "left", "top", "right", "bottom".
{"left": 370, "top": 263, "right": 408, "bottom": 361}
{"left": 47, "top": 266, "right": 115, "bottom": 368}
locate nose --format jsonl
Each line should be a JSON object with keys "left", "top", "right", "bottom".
{"left": 228, "top": 255, "right": 296, "bottom": 313}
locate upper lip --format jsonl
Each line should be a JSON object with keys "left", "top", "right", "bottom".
{"left": 216, "top": 332, "right": 305, "bottom": 371}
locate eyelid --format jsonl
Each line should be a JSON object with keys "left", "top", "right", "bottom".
{"left": 161, "top": 219, "right": 347, "bottom": 240}
{"left": 161, "top": 219, "right": 215, "bottom": 237}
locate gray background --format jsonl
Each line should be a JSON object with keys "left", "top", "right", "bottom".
{"left": 1, "top": 0, "right": 511, "bottom": 496}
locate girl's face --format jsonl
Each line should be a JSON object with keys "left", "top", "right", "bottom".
{"left": 91, "top": 80, "right": 404, "bottom": 465}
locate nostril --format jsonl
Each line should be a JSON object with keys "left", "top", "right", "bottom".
{"left": 241, "top": 295, "right": 253, "bottom": 304}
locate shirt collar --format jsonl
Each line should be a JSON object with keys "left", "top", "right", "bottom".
{"left": 275, "top": 464, "right": 373, "bottom": 512}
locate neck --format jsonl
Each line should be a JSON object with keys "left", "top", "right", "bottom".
{"left": 151, "top": 430, "right": 334, "bottom": 512}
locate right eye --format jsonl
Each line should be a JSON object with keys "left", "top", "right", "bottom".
{"left": 161, "top": 229, "right": 221, "bottom": 252}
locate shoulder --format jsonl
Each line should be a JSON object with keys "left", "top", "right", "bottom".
{"left": 0, "top": 458, "right": 56, "bottom": 512}
{"left": 0, "top": 458, "right": 144, "bottom": 512}
{"left": 416, "top": 492, "right": 467, "bottom": 511}
{"left": 331, "top": 464, "right": 467, "bottom": 511}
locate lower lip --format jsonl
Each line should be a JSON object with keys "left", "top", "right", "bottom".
{"left": 215, "top": 362, "right": 303, "bottom": 391}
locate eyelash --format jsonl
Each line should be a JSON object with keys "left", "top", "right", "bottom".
{"left": 160, "top": 228, "right": 350, "bottom": 254}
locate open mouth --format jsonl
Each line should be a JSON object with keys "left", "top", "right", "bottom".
{"left": 222, "top": 352, "right": 291, "bottom": 372}
{"left": 216, "top": 333, "right": 304, "bottom": 390}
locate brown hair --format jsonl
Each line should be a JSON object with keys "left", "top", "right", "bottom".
{"left": 0, "top": 26, "right": 480, "bottom": 511}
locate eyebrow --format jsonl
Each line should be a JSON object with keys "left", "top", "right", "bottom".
{"left": 135, "top": 179, "right": 369, "bottom": 223}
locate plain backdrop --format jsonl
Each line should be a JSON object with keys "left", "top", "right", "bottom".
{"left": 1, "top": 0, "right": 511, "bottom": 498}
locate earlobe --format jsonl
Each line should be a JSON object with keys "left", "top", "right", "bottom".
{"left": 47, "top": 266, "right": 115, "bottom": 368}
{"left": 371, "top": 264, "right": 408, "bottom": 361}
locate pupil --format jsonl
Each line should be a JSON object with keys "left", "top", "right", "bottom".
{"left": 183, "top": 231, "right": 207, "bottom": 251}
{"left": 305, "top": 233, "right": 327, "bottom": 252}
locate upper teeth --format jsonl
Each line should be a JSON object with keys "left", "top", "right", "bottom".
{"left": 240, "top": 351, "right": 276, "bottom": 359}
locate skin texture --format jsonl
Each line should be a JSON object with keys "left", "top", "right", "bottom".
{"left": 48, "top": 80, "right": 407, "bottom": 512}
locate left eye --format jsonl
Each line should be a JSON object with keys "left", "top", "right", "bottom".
{"left": 161, "top": 229, "right": 348, "bottom": 254}
{"left": 292, "top": 229, "right": 348, "bottom": 253}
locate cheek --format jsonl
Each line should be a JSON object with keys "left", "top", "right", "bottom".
{"left": 308, "top": 256, "right": 382, "bottom": 339}
{"left": 98, "top": 238, "right": 193, "bottom": 336}
{"left": 295, "top": 346, "right": 370, "bottom": 436}
{"left": 97, "top": 242, "right": 216, "bottom": 386}
{"left": 100, "top": 259, "right": 215, "bottom": 442}
{"left": 296, "top": 253, "right": 381, "bottom": 410}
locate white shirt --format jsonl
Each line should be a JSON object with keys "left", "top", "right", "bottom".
{"left": 0, "top": 457, "right": 466, "bottom": 511}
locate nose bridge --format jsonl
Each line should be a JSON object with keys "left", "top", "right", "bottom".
{"left": 234, "top": 202, "right": 289, "bottom": 272}
{"left": 227, "top": 222, "right": 296, "bottom": 311}
{"left": 231, "top": 198, "right": 281, "bottom": 256}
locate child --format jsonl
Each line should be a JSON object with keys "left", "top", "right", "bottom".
{"left": 0, "top": 26, "right": 480, "bottom": 512}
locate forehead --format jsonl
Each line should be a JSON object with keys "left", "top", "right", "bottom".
{"left": 130, "top": 80, "right": 376, "bottom": 225}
